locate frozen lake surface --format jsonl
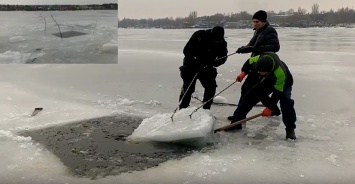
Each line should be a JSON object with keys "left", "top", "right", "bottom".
{"left": 0, "top": 28, "right": 355, "bottom": 183}
{"left": 0, "top": 10, "right": 117, "bottom": 64}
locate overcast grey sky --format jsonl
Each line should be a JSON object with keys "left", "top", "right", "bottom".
{"left": 118, "top": 0, "right": 355, "bottom": 19}
{"left": 1, "top": 0, "right": 116, "bottom": 5}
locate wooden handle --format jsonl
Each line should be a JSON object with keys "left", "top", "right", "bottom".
{"left": 214, "top": 113, "right": 262, "bottom": 133}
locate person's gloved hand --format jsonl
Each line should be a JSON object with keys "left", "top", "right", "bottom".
{"left": 236, "top": 72, "right": 246, "bottom": 82}
{"left": 236, "top": 46, "right": 254, "bottom": 54}
{"left": 262, "top": 108, "right": 273, "bottom": 117}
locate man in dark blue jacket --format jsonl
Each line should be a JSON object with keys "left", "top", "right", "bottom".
{"left": 228, "top": 53, "right": 297, "bottom": 140}
{"left": 179, "top": 26, "right": 228, "bottom": 110}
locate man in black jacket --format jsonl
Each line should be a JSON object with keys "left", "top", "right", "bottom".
{"left": 230, "top": 10, "right": 281, "bottom": 119}
{"left": 236, "top": 10, "right": 280, "bottom": 56}
{"left": 228, "top": 53, "right": 297, "bottom": 140}
{"left": 178, "top": 26, "right": 228, "bottom": 110}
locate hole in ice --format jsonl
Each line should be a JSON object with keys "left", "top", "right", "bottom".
{"left": 19, "top": 114, "right": 209, "bottom": 179}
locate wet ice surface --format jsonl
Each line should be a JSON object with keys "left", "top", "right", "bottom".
{"left": 0, "top": 10, "right": 117, "bottom": 64}
{"left": 1, "top": 28, "right": 355, "bottom": 183}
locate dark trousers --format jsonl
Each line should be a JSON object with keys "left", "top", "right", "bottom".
{"left": 238, "top": 70, "right": 281, "bottom": 112}
{"left": 280, "top": 87, "right": 297, "bottom": 131}
{"left": 179, "top": 67, "right": 217, "bottom": 110}
{"left": 232, "top": 84, "right": 297, "bottom": 131}
{"left": 238, "top": 70, "right": 261, "bottom": 104}
{"left": 232, "top": 83, "right": 267, "bottom": 121}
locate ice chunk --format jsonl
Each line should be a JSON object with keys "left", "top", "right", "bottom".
{"left": 127, "top": 107, "right": 215, "bottom": 146}
{"left": 306, "top": 118, "right": 314, "bottom": 123}
{"left": 118, "top": 98, "right": 134, "bottom": 106}
{"left": 102, "top": 43, "right": 118, "bottom": 53}
{"left": 144, "top": 100, "right": 161, "bottom": 106}
{"left": 9, "top": 36, "right": 26, "bottom": 43}
{"left": 0, "top": 130, "right": 32, "bottom": 142}
{"left": 213, "top": 96, "right": 227, "bottom": 103}
{"left": 0, "top": 51, "right": 31, "bottom": 64}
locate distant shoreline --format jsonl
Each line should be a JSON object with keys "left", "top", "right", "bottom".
{"left": 0, "top": 10, "right": 117, "bottom": 11}
{"left": 0, "top": 4, "right": 117, "bottom": 11}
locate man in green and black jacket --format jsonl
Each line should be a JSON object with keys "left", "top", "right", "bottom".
{"left": 232, "top": 10, "right": 282, "bottom": 119}
{"left": 228, "top": 53, "right": 297, "bottom": 140}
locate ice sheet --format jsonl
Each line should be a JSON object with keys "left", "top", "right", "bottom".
{"left": 127, "top": 107, "right": 215, "bottom": 146}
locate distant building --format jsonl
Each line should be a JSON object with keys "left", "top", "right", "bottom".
{"left": 225, "top": 20, "right": 252, "bottom": 29}
{"left": 191, "top": 20, "right": 210, "bottom": 28}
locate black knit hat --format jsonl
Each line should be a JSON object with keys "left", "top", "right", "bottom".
{"left": 255, "top": 56, "right": 274, "bottom": 72}
{"left": 211, "top": 26, "right": 224, "bottom": 39}
{"left": 252, "top": 10, "right": 267, "bottom": 22}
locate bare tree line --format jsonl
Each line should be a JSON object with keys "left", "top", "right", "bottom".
{"left": 118, "top": 4, "right": 355, "bottom": 28}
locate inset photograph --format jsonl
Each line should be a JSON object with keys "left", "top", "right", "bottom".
{"left": 0, "top": 0, "right": 118, "bottom": 64}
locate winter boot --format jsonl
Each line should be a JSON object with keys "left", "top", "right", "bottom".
{"left": 225, "top": 116, "right": 243, "bottom": 131}
{"left": 286, "top": 130, "right": 297, "bottom": 140}
{"left": 271, "top": 107, "right": 281, "bottom": 116}
{"left": 227, "top": 116, "right": 234, "bottom": 121}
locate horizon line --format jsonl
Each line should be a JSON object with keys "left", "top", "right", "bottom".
{"left": 0, "top": 3, "right": 117, "bottom": 5}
